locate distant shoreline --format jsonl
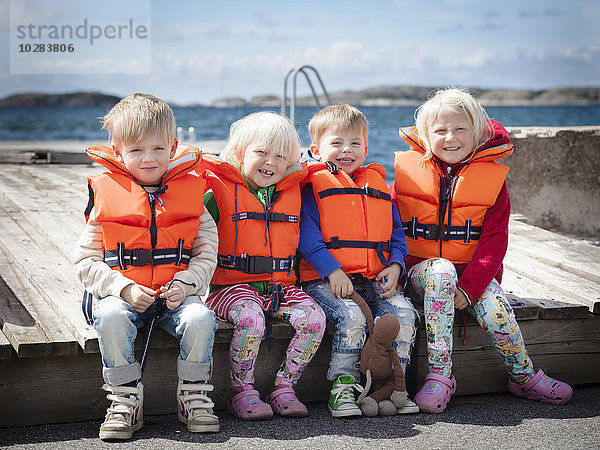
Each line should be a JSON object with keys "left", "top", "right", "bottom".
{"left": 1, "top": 86, "right": 599, "bottom": 108}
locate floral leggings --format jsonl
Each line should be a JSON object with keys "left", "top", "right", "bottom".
{"left": 406, "top": 258, "right": 535, "bottom": 384}
{"left": 207, "top": 284, "right": 326, "bottom": 393}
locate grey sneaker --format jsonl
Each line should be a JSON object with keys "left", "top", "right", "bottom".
{"left": 177, "top": 380, "right": 220, "bottom": 432}
{"left": 99, "top": 382, "right": 143, "bottom": 440}
{"left": 328, "top": 375, "right": 362, "bottom": 418}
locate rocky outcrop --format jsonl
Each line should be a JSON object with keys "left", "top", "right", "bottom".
{"left": 0, "top": 92, "right": 121, "bottom": 107}
{"left": 213, "top": 86, "right": 600, "bottom": 107}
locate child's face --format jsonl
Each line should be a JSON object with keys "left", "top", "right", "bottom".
{"left": 310, "top": 126, "right": 367, "bottom": 176}
{"left": 241, "top": 144, "right": 289, "bottom": 190}
{"left": 427, "top": 106, "right": 475, "bottom": 165}
{"left": 114, "top": 136, "right": 177, "bottom": 185}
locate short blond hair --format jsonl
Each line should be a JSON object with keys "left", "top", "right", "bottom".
{"left": 102, "top": 93, "right": 176, "bottom": 147}
{"left": 308, "top": 104, "right": 369, "bottom": 145}
{"left": 415, "top": 88, "right": 492, "bottom": 159}
{"left": 220, "top": 112, "right": 301, "bottom": 170}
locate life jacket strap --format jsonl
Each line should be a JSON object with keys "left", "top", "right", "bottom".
{"left": 104, "top": 247, "right": 191, "bottom": 268}
{"left": 325, "top": 237, "right": 391, "bottom": 266}
{"left": 217, "top": 253, "right": 295, "bottom": 275}
{"left": 403, "top": 218, "right": 481, "bottom": 243}
{"left": 231, "top": 211, "right": 299, "bottom": 223}
{"left": 318, "top": 186, "right": 391, "bottom": 201}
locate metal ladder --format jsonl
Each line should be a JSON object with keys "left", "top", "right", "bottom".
{"left": 281, "top": 65, "right": 331, "bottom": 124}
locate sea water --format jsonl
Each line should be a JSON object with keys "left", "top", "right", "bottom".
{"left": 1, "top": 104, "right": 599, "bottom": 176}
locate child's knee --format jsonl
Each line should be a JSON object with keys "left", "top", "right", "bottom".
{"left": 232, "top": 301, "right": 266, "bottom": 334}
{"left": 337, "top": 303, "right": 367, "bottom": 348}
{"left": 180, "top": 302, "right": 217, "bottom": 332}
{"left": 291, "top": 303, "right": 327, "bottom": 340}
{"left": 93, "top": 296, "right": 133, "bottom": 333}
{"left": 427, "top": 258, "right": 457, "bottom": 278}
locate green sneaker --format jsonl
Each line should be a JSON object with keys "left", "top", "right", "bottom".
{"left": 328, "top": 375, "right": 362, "bottom": 418}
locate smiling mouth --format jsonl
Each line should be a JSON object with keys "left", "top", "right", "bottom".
{"left": 258, "top": 169, "right": 274, "bottom": 176}
{"left": 337, "top": 158, "right": 355, "bottom": 164}
{"left": 443, "top": 147, "right": 461, "bottom": 152}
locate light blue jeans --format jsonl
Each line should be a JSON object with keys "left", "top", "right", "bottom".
{"left": 303, "top": 275, "right": 417, "bottom": 381}
{"left": 93, "top": 295, "right": 217, "bottom": 386}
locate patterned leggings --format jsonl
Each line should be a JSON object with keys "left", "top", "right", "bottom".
{"left": 407, "top": 258, "right": 535, "bottom": 384}
{"left": 211, "top": 285, "right": 326, "bottom": 393}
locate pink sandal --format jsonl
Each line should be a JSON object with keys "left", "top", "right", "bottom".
{"left": 507, "top": 369, "right": 572, "bottom": 404}
{"left": 227, "top": 389, "right": 273, "bottom": 420}
{"left": 415, "top": 373, "right": 456, "bottom": 413}
{"left": 266, "top": 387, "right": 308, "bottom": 417}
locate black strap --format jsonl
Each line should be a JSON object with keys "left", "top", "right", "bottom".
{"left": 403, "top": 217, "right": 481, "bottom": 243}
{"left": 325, "top": 237, "right": 391, "bottom": 266}
{"left": 81, "top": 290, "right": 94, "bottom": 325}
{"left": 217, "top": 253, "right": 294, "bottom": 275}
{"left": 231, "top": 211, "right": 299, "bottom": 223}
{"left": 318, "top": 186, "right": 391, "bottom": 201}
{"left": 104, "top": 247, "right": 192, "bottom": 268}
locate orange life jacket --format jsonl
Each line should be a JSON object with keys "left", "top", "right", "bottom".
{"left": 85, "top": 145, "right": 206, "bottom": 290}
{"left": 394, "top": 126, "right": 513, "bottom": 264}
{"left": 201, "top": 154, "right": 307, "bottom": 286}
{"left": 299, "top": 162, "right": 393, "bottom": 281}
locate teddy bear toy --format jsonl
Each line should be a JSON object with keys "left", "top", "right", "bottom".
{"left": 349, "top": 291, "right": 408, "bottom": 417}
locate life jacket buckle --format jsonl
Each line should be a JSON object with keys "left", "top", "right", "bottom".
{"left": 135, "top": 248, "right": 154, "bottom": 266}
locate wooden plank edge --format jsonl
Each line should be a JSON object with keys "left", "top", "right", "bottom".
{"left": 0, "top": 329, "right": 12, "bottom": 360}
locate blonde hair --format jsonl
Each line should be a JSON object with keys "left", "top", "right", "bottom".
{"left": 102, "top": 93, "right": 176, "bottom": 147}
{"left": 220, "top": 112, "right": 301, "bottom": 170}
{"left": 415, "top": 88, "right": 492, "bottom": 159}
{"left": 308, "top": 104, "right": 369, "bottom": 145}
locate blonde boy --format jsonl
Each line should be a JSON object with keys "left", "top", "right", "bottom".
{"left": 74, "top": 93, "right": 220, "bottom": 439}
{"left": 298, "top": 104, "right": 417, "bottom": 417}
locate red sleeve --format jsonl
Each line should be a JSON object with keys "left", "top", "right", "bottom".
{"left": 457, "top": 182, "right": 510, "bottom": 304}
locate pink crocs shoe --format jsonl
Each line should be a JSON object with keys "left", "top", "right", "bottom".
{"left": 266, "top": 387, "right": 308, "bottom": 417}
{"left": 227, "top": 389, "right": 273, "bottom": 420}
{"left": 507, "top": 369, "right": 572, "bottom": 404}
{"left": 415, "top": 373, "right": 456, "bottom": 414}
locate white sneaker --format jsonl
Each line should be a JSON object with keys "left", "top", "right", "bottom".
{"left": 396, "top": 397, "right": 420, "bottom": 414}
{"left": 99, "top": 382, "right": 143, "bottom": 440}
{"left": 177, "top": 380, "right": 220, "bottom": 432}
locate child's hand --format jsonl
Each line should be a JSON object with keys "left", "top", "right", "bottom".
{"left": 327, "top": 268, "right": 354, "bottom": 298}
{"left": 121, "top": 284, "right": 157, "bottom": 313}
{"left": 376, "top": 263, "right": 402, "bottom": 299}
{"left": 159, "top": 284, "right": 184, "bottom": 310}
{"left": 454, "top": 289, "right": 469, "bottom": 310}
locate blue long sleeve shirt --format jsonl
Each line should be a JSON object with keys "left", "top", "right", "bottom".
{"left": 298, "top": 182, "right": 407, "bottom": 279}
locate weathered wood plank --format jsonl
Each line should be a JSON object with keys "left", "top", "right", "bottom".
{"left": 509, "top": 219, "right": 600, "bottom": 284}
{"left": 0, "top": 271, "right": 54, "bottom": 358}
{"left": 503, "top": 248, "right": 600, "bottom": 313}
{"left": 0, "top": 251, "right": 79, "bottom": 357}
{"left": 0, "top": 203, "right": 98, "bottom": 353}
{"left": 521, "top": 297, "right": 589, "bottom": 320}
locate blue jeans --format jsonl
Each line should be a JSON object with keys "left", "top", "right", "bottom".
{"left": 303, "top": 275, "right": 417, "bottom": 381}
{"left": 93, "top": 295, "right": 217, "bottom": 386}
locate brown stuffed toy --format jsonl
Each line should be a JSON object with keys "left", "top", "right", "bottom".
{"left": 350, "top": 291, "right": 408, "bottom": 417}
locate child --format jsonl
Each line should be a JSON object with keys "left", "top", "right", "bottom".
{"left": 202, "top": 112, "right": 326, "bottom": 420}
{"left": 298, "top": 104, "right": 418, "bottom": 418}
{"left": 391, "top": 87, "right": 573, "bottom": 413}
{"left": 74, "top": 93, "right": 220, "bottom": 439}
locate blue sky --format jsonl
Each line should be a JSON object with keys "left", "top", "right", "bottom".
{"left": 1, "top": 0, "right": 598, "bottom": 105}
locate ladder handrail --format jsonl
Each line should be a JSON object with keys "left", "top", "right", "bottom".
{"left": 281, "top": 65, "right": 331, "bottom": 124}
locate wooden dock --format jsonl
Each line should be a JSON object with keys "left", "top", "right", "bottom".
{"left": 0, "top": 154, "right": 599, "bottom": 427}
